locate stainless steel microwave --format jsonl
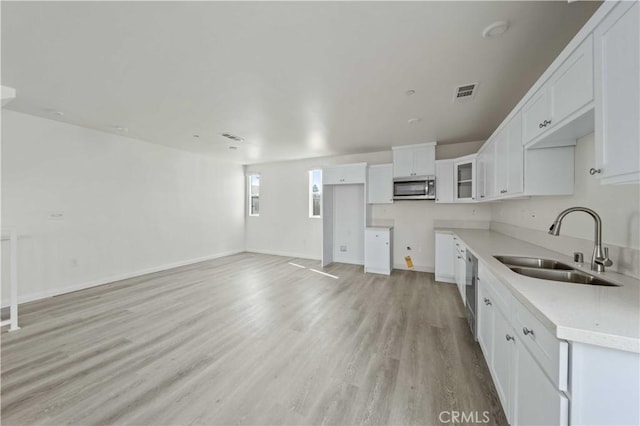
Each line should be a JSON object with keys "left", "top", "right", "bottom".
{"left": 393, "top": 176, "right": 436, "bottom": 200}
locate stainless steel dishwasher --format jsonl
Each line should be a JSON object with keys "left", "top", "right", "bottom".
{"left": 465, "top": 251, "right": 478, "bottom": 340}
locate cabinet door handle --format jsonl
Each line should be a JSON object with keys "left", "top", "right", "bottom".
{"left": 480, "top": 195, "right": 485, "bottom": 198}
{"left": 523, "top": 327, "right": 534, "bottom": 337}
{"left": 589, "top": 168, "right": 602, "bottom": 175}
{"left": 457, "top": 256, "right": 462, "bottom": 259}
{"left": 505, "top": 334, "right": 515, "bottom": 342}
{"left": 484, "top": 298, "right": 492, "bottom": 306}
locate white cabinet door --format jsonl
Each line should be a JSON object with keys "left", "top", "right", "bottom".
{"left": 454, "top": 158, "right": 476, "bottom": 202}
{"left": 435, "top": 160, "right": 454, "bottom": 203}
{"left": 492, "top": 306, "right": 515, "bottom": 423}
{"left": 495, "top": 113, "right": 524, "bottom": 197}
{"left": 364, "top": 229, "right": 391, "bottom": 275}
{"left": 522, "top": 89, "right": 550, "bottom": 144}
{"left": 393, "top": 143, "right": 436, "bottom": 178}
{"left": 514, "top": 340, "right": 569, "bottom": 426}
{"left": 506, "top": 113, "right": 524, "bottom": 195}
{"left": 322, "top": 166, "right": 342, "bottom": 185}
{"left": 494, "top": 128, "right": 509, "bottom": 196}
{"left": 594, "top": 1, "right": 640, "bottom": 184}
{"left": 435, "top": 232, "right": 455, "bottom": 283}
{"left": 484, "top": 139, "right": 497, "bottom": 199}
{"left": 367, "top": 164, "right": 393, "bottom": 204}
{"left": 476, "top": 147, "right": 487, "bottom": 201}
{"left": 323, "top": 164, "right": 366, "bottom": 185}
{"left": 549, "top": 35, "right": 594, "bottom": 126}
{"left": 392, "top": 148, "right": 415, "bottom": 178}
{"left": 340, "top": 164, "right": 366, "bottom": 184}
{"left": 454, "top": 244, "right": 466, "bottom": 302}
{"left": 413, "top": 144, "right": 436, "bottom": 176}
{"left": 477, "top": 280, "right": 494, "bottom": 361}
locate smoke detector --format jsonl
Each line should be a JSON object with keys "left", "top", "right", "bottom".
{"left": 482, "top": 21, "right": 510, "bottom": 39}
{"left": 453, "top": 83, "right": 478, "bottom": 102}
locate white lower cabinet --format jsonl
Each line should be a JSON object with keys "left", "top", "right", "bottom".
{"left": 453, "top": 238, "right": 466, "bottom": 302}
{"left": 478, "top": 263, "right": 568, "bottom": 426}
{"left": 514, "top": 339, "right": 569, "bottom": 426}
{"left": 435, "top": 231, "right": 455, "bottom": 283}
{"left": 364, "top": 227, "right": 392, "bottom": 275}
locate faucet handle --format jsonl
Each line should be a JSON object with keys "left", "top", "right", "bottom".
{"left": 602, "top": 247, "right": 613, "bottom": 267}
{"left": 573, "top": 252, "right": 584, "bottom": 264}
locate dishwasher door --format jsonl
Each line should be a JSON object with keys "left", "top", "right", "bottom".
{"left": 465, "top": 252, "right": 478, "bottom": 340}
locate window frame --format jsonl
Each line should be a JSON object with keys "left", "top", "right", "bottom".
{"left": 248, "top": 173, "right": 260, "bottom": 217}
{"left": 309, "top": 169, "right": 322, "bottom": 219}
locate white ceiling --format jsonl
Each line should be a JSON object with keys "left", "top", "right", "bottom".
{"left": 1, "top": 1, "right": 600, "bottom": 164}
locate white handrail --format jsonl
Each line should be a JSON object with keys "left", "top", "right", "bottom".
{"left": 1, "top": 230, "right": 20, "bottom": 331}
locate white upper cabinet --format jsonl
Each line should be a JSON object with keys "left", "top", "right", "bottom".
{"left": 392, "top": 143, "right": 436, "bottom": 178}
{"left": 594, "top": 1, "right": 640, "bottom": 184}
{"left": 549, "top": 35, "right": 594, "bottom": 126}
{"left": 484, "top": 139, "right": 497, "bottom": 200}
{"left": 522, "top": 35, "right": 594, "bottom": 147}
{"left": 367, "top": 164, "right": 393, "bottom": 204}
{"left": 495, "top": 112, "right": 524, "bottom": 197}
{"left": 435, "top": 160, "right": 454, "bottom": 203}
{"left": 323, "top": 163, "right": 367, "bottom": 185}
{"left": 476, "top": 144, "right": 488, "bottom": 201}
{"left": 454, "top": 156, "right": 476, "bottom": 202}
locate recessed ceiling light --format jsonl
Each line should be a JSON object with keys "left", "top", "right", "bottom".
{"left": 405, "top": 89, "right": 416, "bottom": 96}
{"left": 482, "top": 21, "right": 510, "bottom": 39}
{"left": 408, "top": 118, "right": 422, "bottom": 124}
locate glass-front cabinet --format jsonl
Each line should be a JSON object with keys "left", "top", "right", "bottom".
{"left": 454, "top": 156, "right": 476, "bottom": 202}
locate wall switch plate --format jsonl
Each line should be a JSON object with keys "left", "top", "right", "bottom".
{"left": 340, "top": 245, "right": 347, "bottom": 252}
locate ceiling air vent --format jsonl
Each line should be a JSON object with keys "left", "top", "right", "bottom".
{"left": 453, "top": 83, "right": 478, "bottom": 102}
{"left": 221, "top": 133, "right": 244, "bottom": 142}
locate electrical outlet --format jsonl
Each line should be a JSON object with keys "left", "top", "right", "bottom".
{"left": 340, "top": 245, "right": 347, "bottom": 252}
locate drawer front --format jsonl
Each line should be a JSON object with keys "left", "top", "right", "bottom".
{"left": 478, "top": 263, "right": 515, "bottom": 316}
{"left": 513, "top": 302, "right": 568, "bottom": 391}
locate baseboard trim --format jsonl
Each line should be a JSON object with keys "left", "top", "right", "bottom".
{"left": 245, "top": 249, "right": 321, "bottom": 261}
{"left": 2, "top": 249, "right": 245, "bottom": 308}
{"left": 393, "top": 263, "right": 433, "bottom": 273}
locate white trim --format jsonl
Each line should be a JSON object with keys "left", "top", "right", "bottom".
{"left": 392, "top": 142, "right": 437, "bottom": 150}
{"left": 245, "top": 248, "right": 320, "bottom": 261}
{"left": 393, "top": 263, "right": 433, "bottom": 273}
{"left": 0, "top": 249, "right": 244, "bottom": 309}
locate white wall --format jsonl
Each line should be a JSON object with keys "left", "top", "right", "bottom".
{"left": 492, "top": 133, "right": 640, "bottom": 250}
{"left": 245, "top": 145, "right": 492, "bottom": 271}
{"left": 1, "top": 110, "right": 245, "bottom": 305}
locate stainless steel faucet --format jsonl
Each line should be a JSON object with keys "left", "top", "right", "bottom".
{"left": 548, "top": 207, "right": 613, "bottom": 272}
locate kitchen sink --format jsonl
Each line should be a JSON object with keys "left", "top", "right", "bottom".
{"left": 494, "top": 255, "right": 573, "bottom": 270}
{"left": 508, "top": 266, "right": 621, "bottom": 287}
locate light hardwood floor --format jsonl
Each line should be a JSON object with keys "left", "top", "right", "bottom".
{"left": 1, "top": 253, "right": 506, "bottom": 425}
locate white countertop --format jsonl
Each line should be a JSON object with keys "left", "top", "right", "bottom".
{"left": 437, "top": 228, "right": 640, "bottom": 353}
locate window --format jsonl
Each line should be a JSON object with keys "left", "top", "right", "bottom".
{"left": 248, "top": 174, "right": 260, "bottom": 216}
{"left": 309, "top": 169, "right": 322, "bottom": 218}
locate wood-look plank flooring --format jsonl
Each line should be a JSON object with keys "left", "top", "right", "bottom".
{"left": 1, "top": 253, "right": 506, "bottom": 425}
